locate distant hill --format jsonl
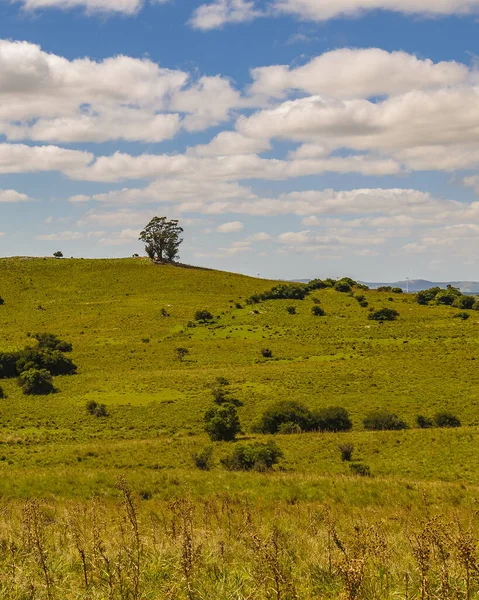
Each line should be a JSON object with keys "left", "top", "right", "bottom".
{"left": 293, "top": 278, "right": 479, "bottom": 293}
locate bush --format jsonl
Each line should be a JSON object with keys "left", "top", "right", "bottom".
{"left": 392, "top": 287, "right": 403, "bottom": 294}
{"left": 53, "top": 251, "right": 63, "bottom": 258}
{"left": 258, "top": 400, "right": 316, "bottom": 434}
{"left": 453, "top": 312, "right": 470, "bottom": 320}
{"left": 377, "top": 286, "right": 392, "bottom": 292}
{"left": 278, "top": 421, "right": 302, "bottom": 434}
{"left": 311, "top": 305, "right": 326, "bottom": 317}
{"left": 34, "top": 332, "right": 72, "bottom": 352}
{"left": 334, "top": 282, "right": 352, "bottom": 293}
{"left": 349, "top": 462, "right": 372, "bottom": 477}
{"left": 455, "top": 295, "right": 476, "bottom": 310}
{"left": 0, "top": 296, "right": 4, "bottom": 306}
{"left": 261, "top": 348, "right": 273, "bottom": 358}
{"left": 86, "top": 400, "right": 108, "bottom": 417}
{"left": 175, "top": 347, "right": 189, "bottom": 361}
{"left": 416, "top": 415, "right": 434, "bottom": 429}
{"left": 363, "top": 410, "right": 408, "bottom": 431}
{"left": 0, "top": 385, "right": 4, "bottom": 399}
{"left": 221, "top": 440, "right": 283, "bottom": 472}
{"left": 204, "top": 403, "right": 241, "bottom": 442}
{"left": 192, "top": 445, "right": 214, "bottom": 470}
{"left": 195, "top": 310, "right": 214, "bottom": 322}
{"left": 286, "top": 306, "right": 296, "bottom": 315}
{"left": 315, "top": 406, "right": 352, "bottom": 432}
{"left": 368, "top": 308, "right": 399, "bottom": 321}
{"left": 338, "top": 443, "right": 354, "bottom": 461}
{"left": 19, "top": 369, "right": 55, "bottom": 395}
{"left": 434, "top": 412, "right": 461, "bottom": 428}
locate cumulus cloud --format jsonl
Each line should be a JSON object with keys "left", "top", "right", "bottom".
{"left": 15, "top": 0, "right": 142, "bottom": 14}
{"left": 37, "top": 231, "right": 84, "bottom": 241}
{"left": 216, "top": 221, "right": 244, "bottom": 232}
{"left": 0, "top": 189, "right": 31, "bottom": 202}
{"left": 0, "top": 143, "right": 93, "bottom": 174}
{"left": 190, "top": 0, "right": 261, "bottom": 30}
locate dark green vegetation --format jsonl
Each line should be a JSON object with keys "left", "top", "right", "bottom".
{"left": 0, "top": 256, "right": 478, "bottom": 504}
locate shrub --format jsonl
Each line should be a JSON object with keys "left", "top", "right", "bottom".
{"left": 192, "top": 445, "right": 214, "bottom": 470}
{"left": 368, "top": 308, "right": 399, "bottom": 321}
{"left": 0, "top": 297, "right": 4, "bottom": 306}
{"left": 311, "top": 305, "right": 326, "bottom": 317}
{"left": 306, "top": 279, "right": 328, "bottom": 291}
{"left": 160, "top": 308, "right": 170, "bottom": 317}
{"left": 359, "top": 300, "right": 369, "bottom": 308}
{"left": 86, "top": 400, "right": 108, "bottom": 417}
{"left": 312, "top": 297, "right": 321, "bottom": 305}
{"left": 53, "top": 251, "right": 63, "bottom": 258}
{"left": 453, "top": 312, "right": 470, "bottom": 320}
{"left": 416, "top": 415, "right": 434, "bottom": 429}
{"left": 19, "top": 368, "right": 55, "bottom": 395}
{"left": 261, "top": 348, "right": 273, "bottom": 358}
{"left": 392, "top": 287, "right": 403, "bottom": 294}
{"left": 175, "top": 347, "right": 189, "bottom": 361}
{"left": 221, "top": 440, "right": 283, "bottom": 472}
{"left": 286, "top": 306, "right": 296, "bottom": 315}
{"left": 0, "top": 385, "right": 4, "bottom": 399}
{"left": 434, "top": 411, "right": 461, "bottom": 428}
{"left": 416, "top": 287, "right": 442, "bottom": 305}
{"left": 204, "top": 403, "right": 241, "bottom": 442}
{"left": 278, "top": 421, "right": 302, "bottom": 434}
{"left": 338, "top": 443, "right": 354, "bottom": 462}
{"left": 315, "top": 406, "right": 352, "bottom": 432}
{"left": 349, "top": 462, "right": 372, "bottom": 477}
{"left": 34, "top": 333, "right": 72, "bottom": 352}
{"left": 455, "top": 295, "right": 476, "bottom": 310}
{"left": 258, "top": 400, "right": 316, "bottom": 434}
{"left": 195, "top": 310, "right": 214, "bottom": 322}
{"left": 334, "top": 282, "right": 352, "bottom": 293}
{"left": 377, "top": 286, "right": 392, "bottom": 292}
{"left": 363, "top": 410, "right": 408, "bottom": 431}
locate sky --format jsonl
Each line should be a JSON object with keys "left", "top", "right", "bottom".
{"left": 1, "top": 1, "right": 479, "bottom": 281}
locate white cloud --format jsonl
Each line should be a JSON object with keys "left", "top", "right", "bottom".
{"left": 249, "top": 231, "right": 271, "bottom": 241}
{"left": 15, "top": 0, "right": 142, "bottom": 14}
{"left": 190, "top": 0, "right": 261, "bottom": 30}
{"left": 190, "top": 131, "right": 271, "bottom": 157}
{"left": 37, "top": 231, "right": 84, "bottom": 241}
{"left": 0, "top": 143, "right": 93, "bottom": 174}
{"left": 249, "top": 48, "right": 469, "bottom": 100}
{"left": 0, "top": 189, "right": 31, "bottom": 203}
{"left": 99, "top": 228, "right": 140, "bottom": 245}
{"left": 217, "top": 220, "right": 244, "bottom": 232}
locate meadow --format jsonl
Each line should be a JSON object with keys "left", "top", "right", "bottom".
{"left": 1, "top": 257, "right": 479, "bottom": 598}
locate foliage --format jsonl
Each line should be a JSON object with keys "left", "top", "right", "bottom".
{"left": 455, "top": 295, "right": 476, "bottom": 309}
{"left": 261, "top": 348, "right": 273, "bottom": 358}
{"left": 286, "top": 306, "right": 296, "bottom": 315}
{"left": 0, "top": 385, "right": 4, "bottom": 399}
{"left": 258, "top": 400, "right": 317, "bottom": 434}
{"left": 363, "top": 410, "right": 408, "bottom": 431}
{"left": 434, "top": 411, "right": 461, "bottom": 428}
{"left": 416, "top": 415, "right": 434, "bottom": 429}
{"left": 86, "top": 400, "right": 108, "bottom": 417}
{"left": 195, "top": 309, "right": 214, "bottom": 322}
{"left": 18, "top": 368, "right": 55, "bottom": 395}
{"left": 453, "top": 312, "right": 470, "bottom": 320}
{"left": 349, "top": 462, "right": 372, "bottom": 477}
{"left": 53, "top": 251, "right": 63, "bottom": 258}
{"left": 392, "top": 287, "right": 403, "bottom": 294}
{"left": 221, "top": 440, "right": 283, "bottom": 471}
{"left": 0, "top": 346, "right": 76, "bottom": 379}
{"left": 139, "top": 216, "right": 184, "bottom": 262}
{"left": 204, "top": 402, "right": 241, "bottom": 442}
{"left": 314, "top": 406, "right": 352, "bottom": 432}
{"left": 311, "top": 305, "right": 326, "bottom": 317}
{"left": 0, "top": 296, "right": 4, "bottom": 305}
{"left": 192, "top": 445, "right": 214, "bottom": 470}
{"left": 175, "top": 347, "right": 189, "bottom": 361}
{"left": 417, "top": 285, "right": 463, "bottom": 306}
{"left": 334, "top": 281, "right": 352, "bottom": 293}
{"left": 377, "top": 286, "right": 392, "bottom": 292}
{"left": 277, "top": 421, "right": 302, "bottom": 434}
{"left": 34, "top": 332, "right": 72, "bottom": 352}
{"left": 368, "top": 308, "right": 399, "bottom": 321}
{"left": 338, "top": 443, "right": 354, "bottom": 461}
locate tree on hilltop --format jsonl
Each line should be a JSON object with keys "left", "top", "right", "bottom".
{"left": 139, "top": 217, "right": 184, "bottom": 262}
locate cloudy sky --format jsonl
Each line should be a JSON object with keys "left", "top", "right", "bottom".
{"left": 1, "top": 1, "right": 479, "bottom": 280}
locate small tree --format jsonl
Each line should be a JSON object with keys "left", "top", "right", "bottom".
{"left": 53, "top": 251, "right": 63, "bottom": 258}
{"left": 368, "top": 308, "right": 399, "bottom": 321}
{"left": 176, "top": 347, "right": 189, "bottom": 362}
{"left": 139, "top": 217, "right": 184, "bottom": 262}
{"left": 204, "top": 403, "right": 241, "bottom": 442}
{"left": 195, "top": 310, "right": 214, "bottom": 322}
{"left": 338, "top": 443, "right": 354, "bottom": 461}
{"left": 416, "top": 415, "right": 434, "bottom": 429}
{"left": 86, "top": 400, "right": 108, "bottom": 417}
{"left": 221, "top": 440, "right": 283, "bottom": 471}
{"left": 258, "top": 400, "right": 316, "bottom": 434}
{"left": 434, "top": 411, "right": 461, "bottom": 428}
{"left": 19, "top": 368, "right": 55, "bottom": 395}
{"left": 192, "top": 445, "right": 214, "bottom": 470}
{"left": 312, "top": 305, "right": 326, "bottom": 317}
{"left": 315, "top": 406, "right": 352, "bottom": 432}
{"left": 363, "top": 410, "right": 408, "bottom": 431}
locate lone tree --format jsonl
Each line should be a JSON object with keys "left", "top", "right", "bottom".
{"left": 139, "top": 217, "right": 184, "bottom": 262}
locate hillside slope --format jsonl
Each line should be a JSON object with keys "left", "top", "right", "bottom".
{"left": 0, "top": 257, "right": 478, "bottom": 498}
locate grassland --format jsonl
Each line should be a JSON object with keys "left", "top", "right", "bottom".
{"left": 1, "top": 257, "right": 479, "bottom": 598}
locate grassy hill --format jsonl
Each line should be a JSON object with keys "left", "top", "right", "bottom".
{"left": 0, "top": 256, "right": 478, "bottom": 499}
{"left": 2, "top": 257, "right": 479, "bottom": 599}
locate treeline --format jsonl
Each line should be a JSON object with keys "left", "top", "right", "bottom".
{"left": 0, "top": 333, "right": 76, "bottom": 395}
{"left": 417, "top": 284, "right": 479, "bottom": 309}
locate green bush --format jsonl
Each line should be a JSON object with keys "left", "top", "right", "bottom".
{"left": 195, "top": 310, "right": 214, "bottom": 322}
{"left": 368, "top": 308, "right": 399, "bottom": 321}
{"left": 455, "top": 296, "right": 475, "bottom": 310}
{"left": 86, "top": 400, "right": 108, "bottom": 417}
{"left": 349, "top": 462, "right": 372, "bottom": 477}
{"left": 314, "top": 406, "right": 352, "bottom": 432}
{"left": 192, "top": 445, "right": 214, "bottom": 470}
{"left": 277, "top": 421, "right": 302, "bottom": 434}
{"left": 261, "top": 348, "right": 273, "bottom": 358}
{"left": 221, "top": 440, "right": 283, "bottom": 472}
{"left": 258, "top": 400, "right": 316, "bottom": 434}
{"left": 416, "top": 415, "right": 434, "bottom": 429}
{"left": 334, "top": 282, "right": 352, "bottom": 293}
{"left": 363, "top": 410, "right": 408, "bottom": 431}
{"left": 204, "top": 402, "right": 241, "bottom": 442}
{"left": 311, "top": 305, "right": 326, "bottom": 317}
{"left": 453, "top": 312, "right": 470, "bottom": 320}
{"left": 392, "top": 287, "right": 403, "bottom": 294}
{"left": 338, "top": 443, "right": 354, "bottom": 461}
{"left": 377, "top": 286, "right": 392, "bottom": 292}
{"left": 286, "top": 306, "right": 296, "bottom": 315}
{"left": 434, "top": 412, "right": 461, "bottom": 428}
{"left": 0, "top": 385, "right": 4, "bottom": 399}
{"left": 0, "top": 296, "right": 4, "bottom": 306}
{"left": 34, "top": 333, "right": 72, "bottom": 353}
{"left": 19, "top": 368, "right": 55, "bottom": 395}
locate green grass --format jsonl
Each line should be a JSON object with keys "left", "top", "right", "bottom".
{"left": 0, "top": 256, "right": 478, "bottom": 502}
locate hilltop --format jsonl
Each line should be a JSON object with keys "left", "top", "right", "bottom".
{"left": 0, "top": 257, "right": 479, "bottom": 499}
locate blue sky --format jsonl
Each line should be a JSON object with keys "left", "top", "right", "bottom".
{"left": 1, "top": 0, "right": 479, "bottom": 281}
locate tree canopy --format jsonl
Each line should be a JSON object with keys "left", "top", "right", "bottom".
{"left": 139, "top": 217, "right": 184, "bottom": 262}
